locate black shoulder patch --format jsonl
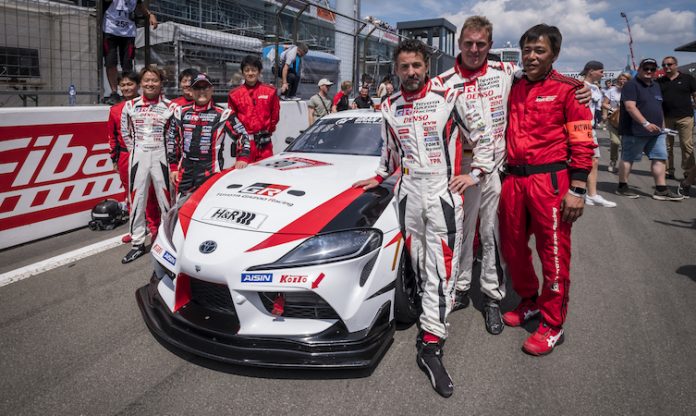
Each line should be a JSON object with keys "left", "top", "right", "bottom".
{"left": 550, "top": 72, "right": 584, "bottom": 89}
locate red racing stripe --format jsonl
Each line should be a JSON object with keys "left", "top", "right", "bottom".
{"left": 174, "top": 273, "right": 191, "bottom": 312}
{"left": 441, "top": 238, "right": 453, "bottom": 281}
{"left": 178, "top": 170, "right": 228, "bottom": 236}
{"left": 246, "top": 187, "right": 365, "bottom": 252}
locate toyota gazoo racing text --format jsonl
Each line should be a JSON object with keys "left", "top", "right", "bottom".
{"left": 136, "top": 111, "right": 420, "bottom": 369}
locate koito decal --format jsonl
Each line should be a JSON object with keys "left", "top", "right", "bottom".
{"left": 0, "top": 122, "right": 122, "bottom": 231}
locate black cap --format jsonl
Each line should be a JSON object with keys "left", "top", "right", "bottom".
{"left": 580, "top": 60, "right": 604, "bottom": 76}
{"left": 639, "top": 58, "right": 657, "bottom": 68}
{"left": 190, "top": 73, "right": 213, "bottom": 88}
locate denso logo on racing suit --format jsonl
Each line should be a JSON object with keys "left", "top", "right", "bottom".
{"left": 0, "top": 122, "right": 122, "bottom": 231}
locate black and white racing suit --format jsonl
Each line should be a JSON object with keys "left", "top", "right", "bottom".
{"left": 121, "top": 95, "right": 177, "bottom": 246}
{"left": 435, "top": 58, "right": 514, "bottom": 301}
{"left": 375, "top": 79, "right": 489, "bottom": 339}
{"left": 166, "top": 101, "right": 252, "bottom": 197}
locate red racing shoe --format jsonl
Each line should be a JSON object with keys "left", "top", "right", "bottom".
{"left": 522, "top": 322, "right": 564, "bottom": 356}
{"left": 502, "top": 298, "right": 539, "bottom": 327}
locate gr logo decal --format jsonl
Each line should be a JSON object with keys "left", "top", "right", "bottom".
{"left": 239, "top": 182, "right": 289, "bottom": 197}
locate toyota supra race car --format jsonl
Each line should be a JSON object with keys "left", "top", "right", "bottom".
{"left": 136, "top": 110, "right": 419, "bottom": 369}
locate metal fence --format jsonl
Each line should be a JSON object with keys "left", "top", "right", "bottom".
{"left": 0, "top": 0, "right": 101, "bottom": 106}
{"left": 0, "top": 0, "right": 430, "bottom": 107}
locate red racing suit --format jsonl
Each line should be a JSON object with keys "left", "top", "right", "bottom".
{"left": 376, "top": 79, "right": 489, "bottom": 339}
{"left": 167, "top": 101, "right": 252, "bottom": 196}
{"left": 227, "top": 82, "right": 280, "bottom": 162}
{"left": 171, "top": 96, "right": 194, "bottom": 107}
{"left": 498, "top": 69, "right": 595, "bottom": 328}
{"left": 121, "top": 95, "right": 177, "bottom": 246}
{"left": 435, "top": 58, "right": 515, "bottom": 301}
{"left": 107, "top": 99, "right": 160, "bottom": 234}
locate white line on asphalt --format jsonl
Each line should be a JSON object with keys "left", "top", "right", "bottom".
{"left": 0, "top": 236, "right": 124, "bottom": 288}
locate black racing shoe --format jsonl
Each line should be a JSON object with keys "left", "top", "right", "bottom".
{"left": 452, "top": 290, "right": 470, "bottom": 311}
{"left": 121, "top": 244, "right": 146, "bottom": 264}
{"left": 483, "top": 298, "right": 504, "bottom": 335}
{"left": 417, "top": 342, "right": 454, "bottom": 398}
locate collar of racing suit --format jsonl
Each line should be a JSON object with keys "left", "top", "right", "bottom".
{"left": 454, "top": 54, "right": 489, "bottom": 82}
{"left": 193, "top": 100, "right": 215, "bottom": 112}
{"left": 400, "top": 78, "right": 431, "bottom": 102}
{"left": 142, "top": 95, "right": 162, "bottom": 105}
{"left": 523, "top": 67, "right": 556, "bottom": 83}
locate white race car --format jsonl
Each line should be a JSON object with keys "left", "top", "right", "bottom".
{"left": 136, "top": 110, "right": 419, "bottom": 369}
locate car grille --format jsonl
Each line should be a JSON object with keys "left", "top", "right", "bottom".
{"left": 190, "top": 278, "right": 237, "bottom": 315}
{"left": 259, "top": 292, "right": 340, "bottom": 319}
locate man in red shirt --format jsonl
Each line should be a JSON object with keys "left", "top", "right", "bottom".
{"left": 107, "top": 71, "right": 160, "bottom": 244}
{"left": 498, "top": 24, "right": 595, "bottom": 356}
{"left": 171, "top": 68, "right": 198, "bottom": 107}
{"left": 228, "top": 55, "right": 280, "bottom": 161}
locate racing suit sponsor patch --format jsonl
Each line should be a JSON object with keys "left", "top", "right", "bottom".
{"left": 241, "top": 273, "right": 273, "bottom": 283}
{"left": 163, "top": 251, "right": 176, "bottom": 265}
{"left": 535, "top": 95, "right": 557, "bottom": 102}
{"left": 204, "top": 207, "right": 267, "bottom": 229}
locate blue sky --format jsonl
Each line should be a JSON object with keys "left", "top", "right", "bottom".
{"left": 359, "top": 0, "right": 696, "bottom": 72}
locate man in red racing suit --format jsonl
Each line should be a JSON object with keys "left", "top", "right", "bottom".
{"left": 228, "top": 55, "right": 280, "bottom": 162}
{"left": 498, "top": 24, "right": 595, "bottom": 356}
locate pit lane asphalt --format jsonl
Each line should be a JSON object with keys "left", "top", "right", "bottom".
{"left": 1, "top": 130, "right": 695, "bottom": 416}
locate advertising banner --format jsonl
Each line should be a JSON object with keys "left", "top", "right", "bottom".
{"left": 0, "top": 107, "right": 120, "bottom": 249}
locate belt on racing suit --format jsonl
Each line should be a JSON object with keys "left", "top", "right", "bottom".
{"left": 402, "top": 167, "right": 449, "bottom": 178}
{"left": 254, "top": 133, "right": 272, "bottom": 145}
{"left": 505, "top": 162, "right": 567, "bottom": 176}
{"left": 505, "top": 162, "right": 567, "bottom": 195}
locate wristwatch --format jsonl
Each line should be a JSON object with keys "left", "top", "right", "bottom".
{"left": 568, "top": 186, "right": 587, "bottom": 197}
{"left": 642, "top": 120, "right": 650, "bottom": 127}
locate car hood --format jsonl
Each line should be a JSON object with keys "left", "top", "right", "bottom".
{"left": 181, "top": 152, "right": 391, "bottom": 235}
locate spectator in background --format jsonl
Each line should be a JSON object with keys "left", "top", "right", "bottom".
{"left": 228, "top": 55, "right": 280, "bottom": 161}
{"left": 171, "top": 68, "right": 198, "bottom": 106}
{"left": 656, "top": 56, "right": 696, "bottom": 180}
{"left": 615, "top": 58, "right": 683, "bottom": 201}
{"left": 352, "top": 84, "right": 374, "bottom": 109}
{"left": 307, "top": 79, "right": 333, "bottom": 124}
{"left": 380, "top": 82, "right": 395, "bottom": 103}
{"left": 377, "top": 75, "right": 392, "bottom": 98}
{"left": 601, "top": 79, "right": 613, "bottom": 98}
{"left": 580, "top": 60, "right": 616, "bottom": 208}
{"left": 278, "top": 42, "right": 308, "bottom": 100}
{"left": 102, "top": 0, "right": 157, "bottom": 104}
{"left": 107, "top": 71, "right": 159, "bottom": 244}
{"left": 602, "top": 72, "right": 631, "bottom": 173}
{"left": 332, "top": 80, "right": 352, "bottom": 112}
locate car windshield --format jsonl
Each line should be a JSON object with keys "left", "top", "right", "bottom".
{"left": 285, "top": 115, "right": 383, "bottom": 156}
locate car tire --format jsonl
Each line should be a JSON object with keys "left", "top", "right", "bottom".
{"left": 394, "top": 250, "right": 420, "bottom": 324}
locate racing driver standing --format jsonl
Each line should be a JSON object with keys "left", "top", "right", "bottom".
{"left": 228, "top": 55, "right": 280, "bottom": 162}
{"left": 120, "top": 65, "right": 178, "bottom": 264}
{"left": 354, "top": 39, "right": 490, "bottom": 398}
{"left": 499, "top": 24, "right": 595, "bottom": 356}
{"left": 168, "top": 72, "right": 251, "bottom": 197}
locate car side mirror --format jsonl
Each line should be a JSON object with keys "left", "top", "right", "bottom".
{"left": 285, "top": 136, "right": 294, "bottom": 144}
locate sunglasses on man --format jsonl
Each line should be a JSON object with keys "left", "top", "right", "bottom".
{"left": 642, "top": 66, "right": 657, "bottom": 72}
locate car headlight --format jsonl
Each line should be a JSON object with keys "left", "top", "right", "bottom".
{"left": 248, "top": 229, "right": 382, "bottom": 270}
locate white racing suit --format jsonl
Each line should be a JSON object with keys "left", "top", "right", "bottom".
{"left": 121, "top": 95, "right": 177, "bottom": 246}
{"left": 376, "top": 80, "right": 489, "bottom": 339}
{"left": 435, "top": 58, "right": 514, "bottom": 301}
